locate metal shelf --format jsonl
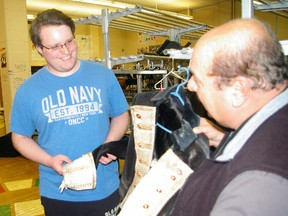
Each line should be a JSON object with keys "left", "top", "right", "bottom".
{"left": 75, "top": 6, "right": 212, "bottom": 69}
{"left": 254, "top": 0, "right": 288, "bottom": 18}
{"left": 114, "top": 69, "right": 168, "bottom": 93}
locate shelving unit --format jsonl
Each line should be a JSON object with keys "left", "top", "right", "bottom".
{"left": 75, "top": 6, "right": 200, "bottom": 99}
{"left": 111, "top": 54, "right": 190, "bottom": 102}
{"left": 75, "top": 1, "right": 287, "bottom": 102}
{"left": 114, "top": 69, "right": 168, "bottom": 96}
{"left": 254, "top": 0, "right": 288, "bottom": 11}
{"left": 75, "top": 6, "right": 212, "bottom": 69}
{"left": 254, "top": 0, "right": 288, "bottom": 18}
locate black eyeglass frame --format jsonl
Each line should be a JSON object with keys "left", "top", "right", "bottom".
{"left": 40, "top": 38, "right": 76, "bottom": 52}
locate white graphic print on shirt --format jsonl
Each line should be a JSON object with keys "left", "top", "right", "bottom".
{"left": 42, "top": 85, "right": 103, "bottom": 125}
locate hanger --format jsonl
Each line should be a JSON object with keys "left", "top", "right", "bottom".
{"left": 154, "top": 69, "right": 174, "bottom": 91}
{"left": 170, "top": 67, "right": 190, "bottom": 106}
{"left": 156, "top": 66, "right": 190, "bottom": 134}
{"left": 154, "top": 68, "right": 186, "bottom": 91}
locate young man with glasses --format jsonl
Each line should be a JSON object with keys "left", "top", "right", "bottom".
{"left": 10, "top": 9, "right": 129, "bottom": 216}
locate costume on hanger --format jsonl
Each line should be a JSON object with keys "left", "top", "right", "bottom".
{"left": 118, "top": 68, "right": 210, "bottom": 215}
{"left": 58, "top": 67, "right": 210, "bottom": 215}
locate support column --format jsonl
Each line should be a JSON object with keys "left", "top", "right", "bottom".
{"left": 242, "top": 0, "right": 254, "bottom": 18}
{"left": 0, "top": 0, "right": 31, "bottom": 135}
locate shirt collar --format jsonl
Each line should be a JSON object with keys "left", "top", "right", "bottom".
{"left": 216, "top": 87, "right": 288, "bottom": 162}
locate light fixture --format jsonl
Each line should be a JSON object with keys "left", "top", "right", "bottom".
{"left": 253, "top": 1, "right": 263, "bottom": 5}
{"left": 142, "top": 8, "right": 193, "bottom": 20}
{"left": 72, "top": 0, "right": 135, "bottom": 9}
{"left": 172, "top": 13, "right": 193, "bottom": 20}
{"left": 26, "top": 0, "right": 104, "bottom": 19}
{"left": 27, "top": 14, "right": 36, "bottom": 20}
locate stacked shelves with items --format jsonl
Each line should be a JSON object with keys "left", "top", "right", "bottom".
{"left": 75, "top": 6, "right": 211, "bottom": 69}
{"left": 113, "top": 54, "right": 191, "bottom": 103}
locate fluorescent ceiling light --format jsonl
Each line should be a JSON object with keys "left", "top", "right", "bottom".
{"left": 27, "top": 0, "right": 103, "bottom": 18}
{"left": 173, "top": 13, "right": 193, "bottom": 20}
{"left": 27, "top": 14, "right": 36, "bottom": 20}
{"left": 72, "top": 0, "right": 135, "bottom": 9}
{"left": 142, "top": 9, "right": 193, "bottom": 20}
{"left": 253, "top": 1, "right": 263, "bottom": 5}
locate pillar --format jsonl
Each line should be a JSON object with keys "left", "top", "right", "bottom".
{"left": 0, "top": 0, "right": 31, "bottom": 135}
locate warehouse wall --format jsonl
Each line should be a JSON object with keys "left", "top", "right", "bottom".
{"left": 192, "top": 0, "right": 288, "bottom": 40}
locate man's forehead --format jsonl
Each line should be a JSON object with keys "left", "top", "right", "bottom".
{"left": 188, "top": 60, "right": 195, "bottom": 75}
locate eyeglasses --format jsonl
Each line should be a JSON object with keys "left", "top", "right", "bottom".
{"left": 41, "top": 38, "right": 76, "bottom": 52}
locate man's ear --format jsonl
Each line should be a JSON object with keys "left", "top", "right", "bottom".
{"left": 230, "top": 76, "right": 251, "bottom": 107}
{"left": 35, "top": 45, "right": 43, "bottom": 57}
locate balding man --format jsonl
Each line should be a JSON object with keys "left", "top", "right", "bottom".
{"left": 171, "top": 18, "right": 288, "bottom": 216}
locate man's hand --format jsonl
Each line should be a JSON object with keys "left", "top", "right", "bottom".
{"left": 48, "top": 155, "right": 72, "bottom": 175}
{"left": 99, "top": 153, "right": 117, "bottom": 165}
{"left": 193, "top": 118, "right": 225, "bottom": 147}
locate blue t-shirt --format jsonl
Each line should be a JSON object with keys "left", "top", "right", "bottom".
{"left": 10, "top": 60, "right": 129, "bottom": 201}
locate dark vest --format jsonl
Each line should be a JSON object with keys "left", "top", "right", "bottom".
{"left": 170, "top": 104, "right": 288, "bottom": 216}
